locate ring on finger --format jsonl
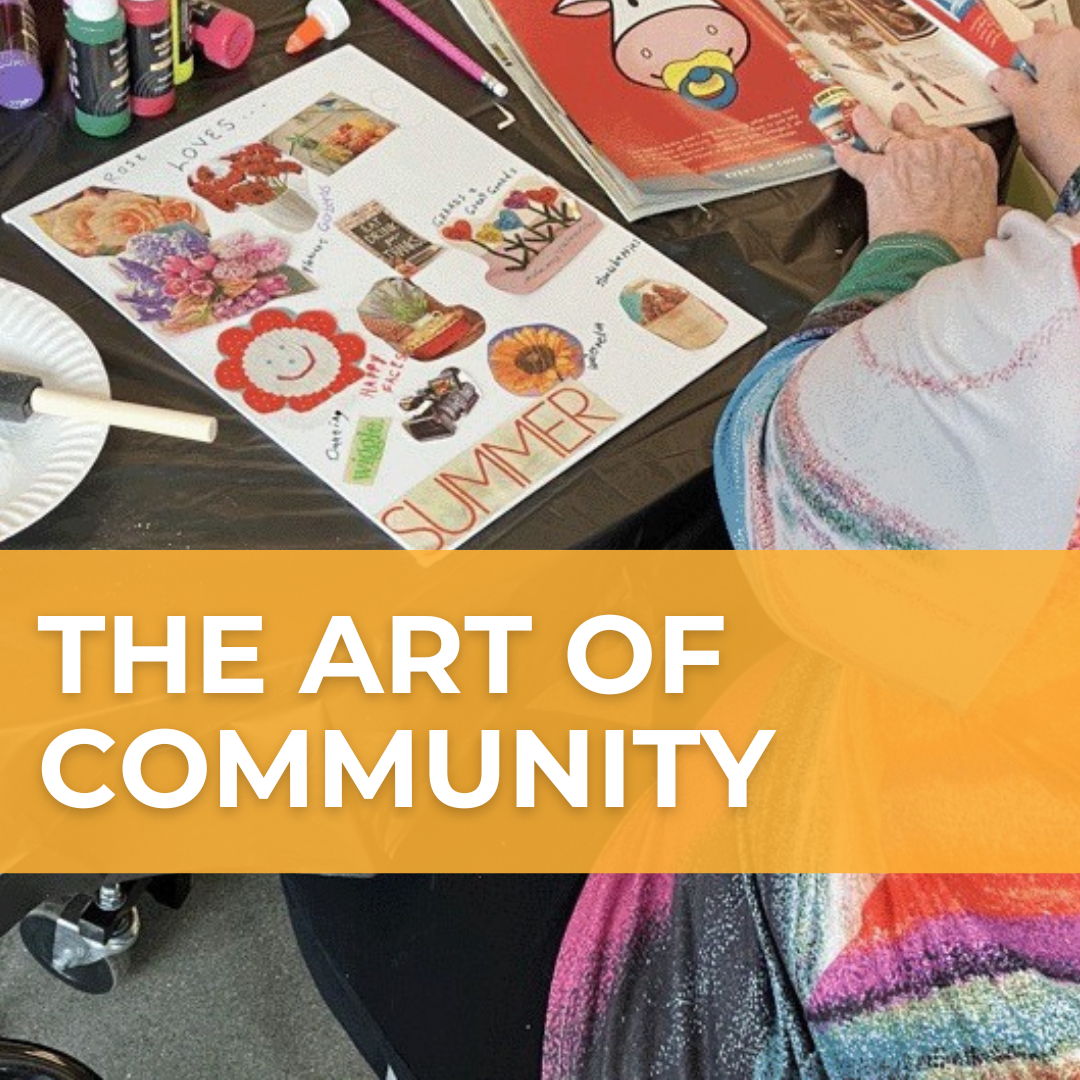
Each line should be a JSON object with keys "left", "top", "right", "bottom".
{"left": 871, "top": 135, "right": 897, "bottom": 155}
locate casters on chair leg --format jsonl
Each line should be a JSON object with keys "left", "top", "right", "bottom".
{"left": 19, "top": 887, "right": 141, "bottom": 995}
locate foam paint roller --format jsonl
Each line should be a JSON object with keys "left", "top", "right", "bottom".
{"left": 0, "top": 371, "right": 218, "bottom": 443}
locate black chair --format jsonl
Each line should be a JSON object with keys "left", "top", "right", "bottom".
{"left": 0, "top": 1038, "right": 103, "bottom": 1080}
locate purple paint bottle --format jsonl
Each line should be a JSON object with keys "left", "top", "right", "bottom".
{"left": 0, "top": 0, "right": 45, "bottom": 110}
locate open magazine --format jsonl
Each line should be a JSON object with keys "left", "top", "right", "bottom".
{"left": 450, "top": 0, "right": 1069, "bottom": 220}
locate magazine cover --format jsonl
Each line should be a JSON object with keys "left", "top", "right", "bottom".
{"left": 3, "top": 47, "right": 764, "bottom": 551}
{"left": 452, "top": 0, "right": 1064, "bottom": 220}
{"left": 455, "top": 0, "right": 861, "bottom": 218}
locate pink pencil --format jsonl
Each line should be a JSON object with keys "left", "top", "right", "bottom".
{"left": 288, "top": 0, "right": 509, "bottom": 96}
{"left": 371, "top": 0, "right": 508, "bottom": 96}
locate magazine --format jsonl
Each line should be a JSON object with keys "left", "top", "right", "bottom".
{"left": 450, "top": 0, "right": 1066, "bottom": 220}
{"left": 3, "top": 48, "right": 765, "bottom": 551}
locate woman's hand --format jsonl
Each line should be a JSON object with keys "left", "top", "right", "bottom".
{"left": 989, "top": 20, "right": 1080, "bottom": 195}
{"left": 834, "top": 104, "right": 1001, "bottom": 259}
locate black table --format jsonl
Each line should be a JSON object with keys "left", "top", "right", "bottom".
{"left": 0, "top": 0, "right": 1016, "bottom": 549}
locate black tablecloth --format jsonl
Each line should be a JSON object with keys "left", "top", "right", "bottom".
{"left": 0, "top": 0, "right": 1016, "bottom": 549}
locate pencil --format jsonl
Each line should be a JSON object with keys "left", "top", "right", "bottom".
{"left": 370, "top": 0, "right": 509, "bottom": 98}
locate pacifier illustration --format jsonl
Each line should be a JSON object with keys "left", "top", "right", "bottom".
{"left": 662, "top": 50, "right": 739, "bottom": 109}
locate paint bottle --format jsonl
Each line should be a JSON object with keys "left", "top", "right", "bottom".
{"left": 0, "top": 0, "right": 45, "bottom": 110}
{"left": 189, "top": 0, "right": 254, "bottom": 70}
{"left": 66, "top": 0, "right": 131, "bottom": 137}
{"left": 170, "top": 0, "right": 192, "bottom": 83}
{"left": 120, "top": 0, "right": 174, "bottom": 116}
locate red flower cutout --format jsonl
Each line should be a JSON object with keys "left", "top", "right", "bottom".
{"left": 442, "top": 220, "right": 472, "bottom": 242}
{"left": 216, "top": 308, "right": 366, "bottom": 414}
{"left": 526, "top": 187, "right": 560, "bottom": 206}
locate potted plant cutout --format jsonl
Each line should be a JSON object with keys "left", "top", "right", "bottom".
{"left": 440, "top": 179, "right": 601, "bottom": 295}
{"left": 619, "top": 280, "right": 728, "bottom": 350}
{"left": 359, "top": 277, "right": 485, "bottom": 361}
{"left": 189, "top": 143, "right": 318, "bottom": 233}
{"left": 488, "top": 325, "right": 585, "bottom": 396}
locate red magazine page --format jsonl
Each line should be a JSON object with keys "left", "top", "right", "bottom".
{"left": 488, "top": 0, "right": 855, "bottom": 183}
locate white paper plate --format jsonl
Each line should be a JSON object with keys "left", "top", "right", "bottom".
{"left": 0, "top": 279, "right": 109, "bottom": 542}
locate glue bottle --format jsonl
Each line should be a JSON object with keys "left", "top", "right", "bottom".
{"left": 121, "top": 0, "right": 174, "bottom": 116}
{"left": 170, "top": 0, "right": 193, "bottom": 83}
{"left": 188, "top": 0, "right": 254, "bottom": 70}
{"left": 66, "top": 0, "right": 132, "bottom": 137}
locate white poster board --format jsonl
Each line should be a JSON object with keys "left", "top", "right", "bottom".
{"left": 5, "top": 47, "right": 764, "bottom": 549}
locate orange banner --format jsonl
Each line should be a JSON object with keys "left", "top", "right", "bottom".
{"left": 3, "top": 550, "right": 1080, "bottom": 872}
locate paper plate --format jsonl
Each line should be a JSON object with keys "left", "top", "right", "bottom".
{"left": 0, "top": 279, "right": 109, "bottom": 542}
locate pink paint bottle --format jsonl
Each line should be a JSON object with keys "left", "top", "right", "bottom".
{"left": 120, "top": 0, "right": 174, "bottom": 116}
{"left": 189, "top": 0, "right": 254, "bottom": 70}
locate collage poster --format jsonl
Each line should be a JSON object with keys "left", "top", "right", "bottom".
{"left": 4, "top": 47, "right": 764, "bottom": 550}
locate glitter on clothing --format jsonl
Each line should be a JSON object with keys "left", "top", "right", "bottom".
{"left": 543, "top": 875, "right": 1080, "bottom": 1080}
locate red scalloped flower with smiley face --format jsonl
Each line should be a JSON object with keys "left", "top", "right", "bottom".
{"left": 216, "top": 309, "right": 367, "bottom": 414}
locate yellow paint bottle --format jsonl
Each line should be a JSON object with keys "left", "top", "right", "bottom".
{"left": 171, "top": 0, "right": 193, "bottom": 83}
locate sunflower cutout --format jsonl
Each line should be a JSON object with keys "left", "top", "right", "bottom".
{"left": 216, "top": 309, "right": 366, "bottom": 414}
{"left": 488, "top": 324, "right": 584, "bottom": 397}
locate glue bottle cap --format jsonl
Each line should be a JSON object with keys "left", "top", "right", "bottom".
{"left": 70, "top": 0, "right": 121, "bottom": 20}
{"left": 286, "top": 0, "right": 350, "bottom": 52}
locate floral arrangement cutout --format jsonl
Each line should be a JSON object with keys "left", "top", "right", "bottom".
{"left": 619, "top": 279, "right": 728, "bottom": 350}
{"left": 32, "top": 187, "right": 208, "bottom": 258}
{"left": 439, "top": 179, "right": 601, "bottom": 295}
{"left": 188, "top": 143, "right": 304, "bottom": 211}
{"left": 442, "top": 186, "right": 580, "bottom": 271}
{"left": 113, "top": 225, "right": 313, "bottom": 334}
{"left": 488, "top": 324, "right": 585, "bottom": 396}
{"left": 216, "top": 308, "right": 367, "bottom": 414}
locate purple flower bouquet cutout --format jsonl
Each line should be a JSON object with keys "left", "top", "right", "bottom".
{"left": 112, "top": 224, "right": 315, "bottom": 334}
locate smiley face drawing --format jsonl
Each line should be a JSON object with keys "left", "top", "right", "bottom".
{"left": 216, "top": 309, "right": 367, "bottom": 413}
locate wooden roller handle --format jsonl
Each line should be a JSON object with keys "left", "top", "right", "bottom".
{"left": 31, "top": 389, "right": 218, "bottom": 444}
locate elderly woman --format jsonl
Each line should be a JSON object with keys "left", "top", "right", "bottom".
{"left": 715, "top": 20, "right": 1080, "bottom": 550}
{"left": 540, "top": 28, "right": 1080, "bottom": 1080}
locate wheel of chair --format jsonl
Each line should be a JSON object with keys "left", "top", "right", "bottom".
{"left": 19, "top": 902, "right": 137, "bottom": 995}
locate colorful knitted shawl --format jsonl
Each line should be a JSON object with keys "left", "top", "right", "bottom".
{"left": 714, "top": 209, "right": 1080, "bottom": 550}
{"left": 543, "top": 874, "right": 1080, "bottom": 1080}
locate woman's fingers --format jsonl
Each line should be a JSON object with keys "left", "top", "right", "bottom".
{"left": 850, "top": 104, "right": 895, "bottom": 153}
{"left": 1018, "top": 23, "right": 1058, "bottom": 66}
{"left": 891, "top": 102, "right": 940, "bottom": 139}
{"left": 987, "top": 65, "right": 1035, "bottom": 111}
{"left": 833, "top": 139, "right": 877, "bottom": 184}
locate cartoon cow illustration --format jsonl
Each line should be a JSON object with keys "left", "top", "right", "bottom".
{"left": 554, "top": 0, "right": 751, "bottom": 110}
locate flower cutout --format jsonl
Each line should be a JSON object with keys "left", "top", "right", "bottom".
{"left": 504, "top": 191, "right": 530, "bottom": 210}
{"left": 488, "top": 324, "right": 585, "bottom": 397}
{"left": 216, "top": 308, "right": 366, "bottom": 414}
{"left": 525, "top": 186, "right": 560, "bottom": 206}
{"left": 476, "top": 224, "right": 504, "bottom": 245}
{"left": 442, "top": 220, "right": 472, "bottom": 242}
{"left": 495, "top": 210, "right": 524, "bottom": 231}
